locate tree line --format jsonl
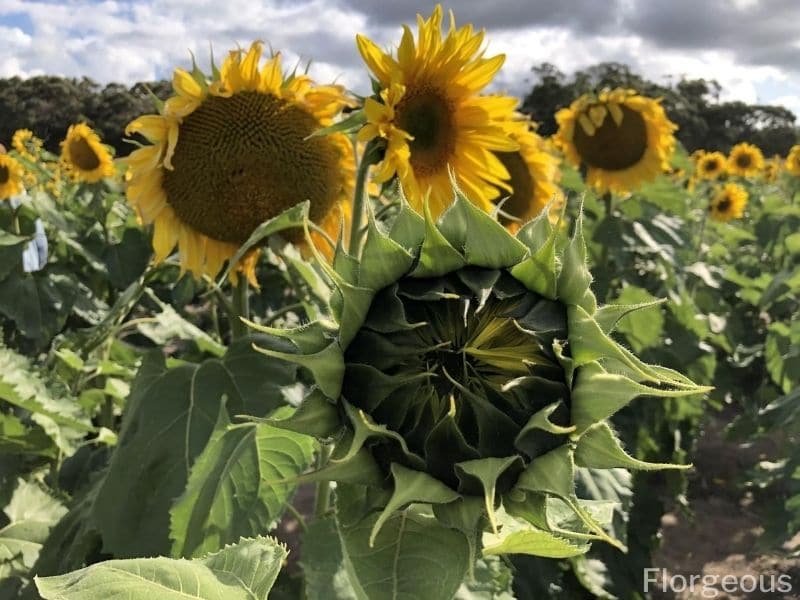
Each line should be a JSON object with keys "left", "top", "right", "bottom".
{"left": 1, "top": 63, "right": 797, "bottom": 158}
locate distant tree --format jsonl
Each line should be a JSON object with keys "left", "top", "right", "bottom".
{"left": 520, "top": 62, "right": 798, "bottom": 155}
{"left": 0, "top": 76, "right": 170, "bottom": 157}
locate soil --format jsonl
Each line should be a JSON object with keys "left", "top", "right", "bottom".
{"left": 652, "top": 411, "right": 800, "bottom": 599}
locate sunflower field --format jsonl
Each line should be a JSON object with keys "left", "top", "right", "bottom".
{"left": 0, "top": 6, "right": 798, "bottom": 600}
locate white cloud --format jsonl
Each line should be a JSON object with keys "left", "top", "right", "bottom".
{"left": 0, "top": 0, "right": 798, "bottom": 115}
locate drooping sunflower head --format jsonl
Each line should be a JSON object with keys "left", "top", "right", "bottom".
{"left": 785, "top": 144, "right": 800, "bottom": 177}
{"left": 60, "top": 123, "right": 115, "bottom": 183}
{"left": 12, "top": 129, "right": 43, "bottom": 162}
{"left": 253, "top": 184, "right": 708, "bottom": 558}
{"left": 694, "top": 150, "right": 726, "bottom": 180}
{"left": 763, "top": 155, "right": 782, "bottom": 182}
{"left": 726, "top": 142, "right": 764, "bottom": 178}
{"left": 356, "top": 5, "right": 518, "bottom": 217}
{"left": 709, "top": 182, "right": 748, "bottom": 222}
{"left": 492, "top": 114, "right": 563, "bottom": 232}
{"left": 554, "top": 88, "right": 677, "bottom": 195}
{"left": 0, "top": 154, "right": 25, "bottom": 200}
{"left": 124, "top": 41, "right": 356, "bottom": 284}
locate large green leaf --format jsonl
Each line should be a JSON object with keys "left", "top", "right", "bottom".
{"left": 300, "top": 517, "right": 358, "bottom": 600}
{"left": 339, "top": 508, "right": 471, "bottom": 600}
{"left": 170, "top": 407, "right": 315, "bottom": 558}
{"left": 35, "top": 536, "right": 286, "bottom": 600}
{"left": 0, "top": 271, "right": 77, "bottom": 343}
{"left": 0, "top": 231, "right": 27, "bottom": 279}
{"left": 94, "top": 337, "right": 295, "bottom": 557}
{"left": 101, "top": 228, "right": 151, "bottom": 290}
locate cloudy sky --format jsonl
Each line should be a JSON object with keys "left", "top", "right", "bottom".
{"left": 2, "top": 0, "right": 799, "bottom": 115}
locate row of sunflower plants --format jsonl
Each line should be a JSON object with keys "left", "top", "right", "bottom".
{"left": 0, "top": 4, "right": 796, "bottom": 600}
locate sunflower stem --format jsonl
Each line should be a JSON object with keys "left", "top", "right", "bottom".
{"left": 313, "top": 443, "right": 334, "bottom": 518}
{"left": 230, "top": 279, "right": 250, "bottom": 339}
{"left": 348, "top": 139, "right": 381, "bottom": 256}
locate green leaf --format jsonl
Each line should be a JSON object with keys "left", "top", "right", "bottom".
{"left": 575, "top": 423, "right": 690, "bottom": 471}
{"left": 482, "top": 508, "right": 589, "bottom": 558}
{"left": 307, "top": 110, "right": 366, "bottom": 138}
{"left": 610, "top": 286, "right": 665, "bottom": 352}
{"left": 410, "top": 199, "right": 466, "bottom": 277}
{"left": 0, "top": 345, "right": 92, "bottom": 455}
{"left": 218, "top": 201, "right": 309, "bottom": 284}
{"left": 339, "top": 508, "right": 470, "bottom": 600}
{"left": 0, "top": 479, "right": 66, "bottom": 579}
{"left": 35, "top": 536, "right": 286, "bottom": 600}
{"left": 358, "top": 208, "right": 415, "bottom": 291}
{"left": 300, "top": 517, "right": 358, "bottom": 600}
{"left": 0, "top": 271, "right": 77, "bottom": 343}
{"left": 94, "top": 338, "right": 295, "bottom": 557}
{"left": 557, "top": 212, "right": 595, "bottom": 313}
{"left": 454, "top": 556, "right": 515, "bottom": 600}
{"left": 170, "top": 406, "right": 315, "bottom": 558}
{"left": 0, "top": 230, "right": 28, "bottom": 279}
{"left": 369, "top": 463, "right": 460, "bottom": 545}
{"left": 101, "top": 228, "right": 151, "bottom": 289}
{"left": 137, "top": 289, "right": 225, "bottom": 357}
{"left": 765, "top": 321, "right": 800, "bottom": 394}
{"left": 455, "top": 457, "right": 522, "bottom": 533}
{"left": 0, "top": 413, "right": 55, "bottom": 457}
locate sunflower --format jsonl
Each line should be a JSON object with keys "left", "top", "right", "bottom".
{"left": 60, "top": 124, "right": 115, "bottom": 183}
{"left": 554, "top": 88, "right": 677, "bottom": 195}
{"left": 763, "top": 155, "right": 782, "bottom": 182}
{"left": 709, "top": 182, "right": 748, "bottom": 222}
{"left": 0, "top": 154, "right": 25, "bottom": 200}
{"left": 726, "top": 142, "right": 764, "bottom": 178}
{"left": 694, "top": 150, "right": 726, "bottom": 180}
{"left": 124, "top": 41, "right": 355, "bottom": 284}
{"left": 12, "top": 129, "right": 43, "bottom": 162}
{"left": 785, "top": 145, "right": 800, "bottom": 176}
{"left": 493, "top": 115, "right": 562, "bottom": 231}
{"left": 356, "top": 5, "right": 518, "bottom": 217}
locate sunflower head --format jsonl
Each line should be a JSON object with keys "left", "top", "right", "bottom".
{"left": 726, "top": 142, "right": 764, "bottom": 178}
{"left": 763, "top": 156, "right": 781, "bottom": 182}
{"left": 356, "top": 5, "right": 518, "bottom": 217}
{"left": 694, "top": 150, "right": 726, "bottom": 180}
{"left": 493, "top": 115, "right": 563, "bottom": 232}
{"left": 709, "top": 182, "right": 748, "bottom": 222}
{"left": 252, "top": 183, "right": 709, "bottom": 559}
{"left": 124, "top": 41, "right": 355, "bottom": 284}
{"left": 554, "top": 88, "right": 677, "bottom": 195}
{"left": 785, "top": 145, "right": 800, "bottom": 177}
{"left": 60, "top": 123, "right": 115, "bottom": 183}
{"left": 12, "top": 129, "right": 43, "bottom": 162}
{"left": 0, "top": 154, "right": 25, "bottom": 200}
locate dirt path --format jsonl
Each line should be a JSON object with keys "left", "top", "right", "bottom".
{"left": 652, "top": 412, "right": 800, "bottom": 599}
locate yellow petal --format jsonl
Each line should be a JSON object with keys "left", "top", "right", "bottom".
{"left": 578, "top": 114, "right": 596, "bottom": 136}
{"left": 125, "top": 115, "right": 168, "bottom": 141}
{"left": 172, "top": 68, "right": 204, "bottom": 101}
{"left": 356, "top": 34, "right": 397, "bottom": 85}
{"left": 588, "top": 105, "right": 607, "bottom": 128}
{"left": 152, "top": 209, "right": 179, "bottom": 262}
{"left": 607, "top": 102, "right": 624, "bottom": 126}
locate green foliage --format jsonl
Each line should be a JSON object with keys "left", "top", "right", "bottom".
{"left": 35, "top": 536, "right": 286, "bottom": 600}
